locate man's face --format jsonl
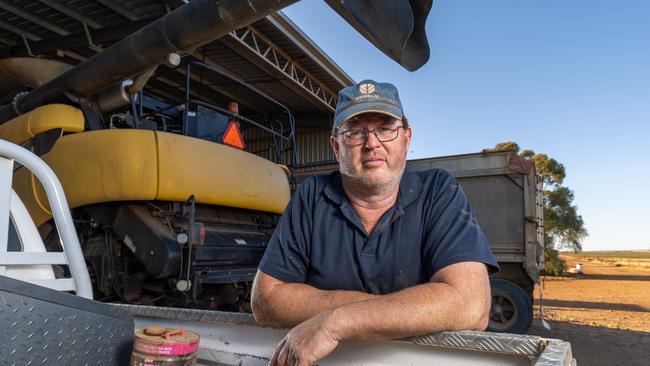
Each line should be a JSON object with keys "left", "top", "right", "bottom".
{"left": 330, "top": 113, "right": 412, "bottom": 191}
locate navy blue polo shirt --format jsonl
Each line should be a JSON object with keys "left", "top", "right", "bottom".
{"left": 259, "top": 169, "right": 498, "bottom": 294}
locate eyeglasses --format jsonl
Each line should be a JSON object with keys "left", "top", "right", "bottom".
{"left": 336, "top": 125, "right": 405, "bottom": 145}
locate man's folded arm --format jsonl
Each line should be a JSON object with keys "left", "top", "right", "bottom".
{"left": 326, "top": 261, "right": 491, "bottom": 341}
{"left": 252, "top": 261, "right": 491, "bottom": 338}
{"left": 251, "top": 270, "right": 377, "bottom": 326}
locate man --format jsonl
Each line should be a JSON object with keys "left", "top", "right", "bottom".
{"left": 251, "top": 79, "right": 499, "bottom": 366}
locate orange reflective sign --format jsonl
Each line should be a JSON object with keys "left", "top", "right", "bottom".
{"left": 222, "top": 120, "right": 245, "bottom": 149}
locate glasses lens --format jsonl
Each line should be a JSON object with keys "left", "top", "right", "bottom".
{"left": 376, "top": 126, "right": 399, "bottom": 141}
{"left": 341, "top": 126, "right": 402, "bottom": 144}
{"left": 344, "top": 130, "right": 365, "bottom": 144}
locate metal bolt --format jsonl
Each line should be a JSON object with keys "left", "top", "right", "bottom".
{"left": 176, "top": 280, "right": 191, "bottom": 292}
{"left": 176, "top": 233, "right": 189, "bottom": 244}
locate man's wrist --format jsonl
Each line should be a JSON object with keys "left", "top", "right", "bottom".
{"left": 323, "top": 306, "right": 352, "bottom": 341}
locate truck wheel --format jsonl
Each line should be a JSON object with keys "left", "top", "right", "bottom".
{"left": 487, "top": 279, "right": 533, "bottom": 334}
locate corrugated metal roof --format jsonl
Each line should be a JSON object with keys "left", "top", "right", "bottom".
{"left": 0, "top": 0, "right": 353, "bottom": 129}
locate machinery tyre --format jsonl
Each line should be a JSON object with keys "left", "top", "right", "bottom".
{"left": 487, "top": 279, "right": 533, "bottom": 334}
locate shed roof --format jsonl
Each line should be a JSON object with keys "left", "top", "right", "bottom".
{"left": 0, "top": 0, "right": 353, "bottom": 129}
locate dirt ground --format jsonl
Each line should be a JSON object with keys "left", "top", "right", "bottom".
{"left": 526, "top": 255, "right": 650, "bottom": 365}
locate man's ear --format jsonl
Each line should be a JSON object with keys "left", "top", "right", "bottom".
{"left": 404, "top": 126, "right": 413, "bottom": 150}
{"left": 330, "top": 135, "right": 340, "bottom": 161}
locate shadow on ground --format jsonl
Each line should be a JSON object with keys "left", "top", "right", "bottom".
{"left": 528, "top": 319, "right": 650, "bottom": 365}
{"left": 542, "top": 299, "right": 650, "bottom": 312}
{"left": 572, "top": 274, "right": 650, "bottom": 282}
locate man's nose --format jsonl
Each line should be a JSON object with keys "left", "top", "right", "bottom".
{"left": 364, "top": 130, "right": 382, "bottom": 149}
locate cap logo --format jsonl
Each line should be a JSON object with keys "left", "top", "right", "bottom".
{"left": 359, "top": 83, "right": 375, "bottom": 94}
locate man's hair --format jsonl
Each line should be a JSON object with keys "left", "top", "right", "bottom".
{"left": 332, "top": 115, "right": 409, "bottom": 136}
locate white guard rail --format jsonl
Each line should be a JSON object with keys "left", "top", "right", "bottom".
{"left": 0, "top": 139, "right": 93, "bottom": 298}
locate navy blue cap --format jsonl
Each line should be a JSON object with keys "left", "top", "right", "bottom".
{"left": 333, "top": 79, "right": 404, "bottom": 128}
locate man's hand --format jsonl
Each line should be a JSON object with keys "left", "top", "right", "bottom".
{"left": 269, "top": 311, "right": 340, "bottom": 366}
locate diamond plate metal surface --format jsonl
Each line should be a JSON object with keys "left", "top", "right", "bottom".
{"left": 410, "top": 330, "right": 542, "bottom": 357}
{"left": 535, "top": 340, "right": 574, "bottom": 366}
{"left": 117, "top": 303, "right": 258, "bottom": 326}
{"left": 0, "top": 287, "right": 133, "bottom": 365}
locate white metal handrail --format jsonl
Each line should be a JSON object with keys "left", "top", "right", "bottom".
{"left": 0, "top": 139, "right": 92, "bottom": 298}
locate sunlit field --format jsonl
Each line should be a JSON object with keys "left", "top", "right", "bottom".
{"left": 564, "top": 251, "right": 650, "bottom": 269}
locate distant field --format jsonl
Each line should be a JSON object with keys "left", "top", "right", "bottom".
{"left": 562, "top": 251, "right": 650, "bottom": 269}
{"left": 569, "top": 251, "right": 650, "bottom": 260}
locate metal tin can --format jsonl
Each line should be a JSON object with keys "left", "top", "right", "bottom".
{"left": 130, "top": 326, "right": 200, "bottom": 366}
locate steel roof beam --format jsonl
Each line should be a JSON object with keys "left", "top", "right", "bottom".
{"left": 222, "top": 24, "right": 337, "bottom": 113}
{"left": 268, "top": 12, "right": 353, "bottom": 87}
{"left": 38, "top": 0, "right": 104, "bottom": 29}
{"left": 0, "top": 21, "right": 42, "bottom": 42}
{"left": 0, "top": 34, "right": 15, "bottom": 47}
{"left": 189, "top": 50, "right": 311, "bottom": 118}
{"left": 190, "top": 51, "right": 295, "bottom": 114}
{"left": 97, "top": 0, "right": 141, "bottom": 21}
{"left": 0, "top": 18, "right": 153, "bottom": 58}
{"left": 0, "top": 1, "right": 70, "bottom": 36}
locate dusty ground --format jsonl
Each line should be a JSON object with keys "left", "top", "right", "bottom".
{"left": 527, "top": 255, "right": 650, "bottom": 365}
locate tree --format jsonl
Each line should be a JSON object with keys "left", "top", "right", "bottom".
{"left": 544, "top": 186, "right": 587, "bottom": 251}
{"left": 485, "top": 142, "right": 587, "bottom": 275}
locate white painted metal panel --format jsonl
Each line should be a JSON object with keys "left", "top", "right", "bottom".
{"left": 26, "top": 278, "right": 76, "bottom": 291}
{"left": 0, "top": 252, "right": 69, "bottom": 265}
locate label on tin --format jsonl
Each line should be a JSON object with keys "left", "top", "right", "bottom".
{"left": 134, "top": 339, "right": 199, "bottom": 356}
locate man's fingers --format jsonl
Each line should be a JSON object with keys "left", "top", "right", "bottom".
{"left": 287, "top": 347, "right": 302, "bottom": 366}
{"left": 269, "top": 338, "right": 286, "bottom": 366}
{"left": 269, "top": 347, "right": 279, "bottom": 366}
{"left": 277, "top": 338, "right": 290, "bottom": 366}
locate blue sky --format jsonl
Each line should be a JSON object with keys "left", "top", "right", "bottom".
{"left": 284, "top": 0, "right": 650, "bottom": 251}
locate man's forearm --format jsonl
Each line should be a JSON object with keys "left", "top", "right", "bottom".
{"left": 326, "top": 265, "right": 491, "bottom": 341}
{"left": 252, "top": 280, "right": 376, "bottom": 326}
{"left": 326, "top": 283, "right": 478, "bottom": 340}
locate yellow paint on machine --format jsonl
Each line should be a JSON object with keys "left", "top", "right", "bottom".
{"left": 13, "top": 129, "right": 291, "bottom": 226}
{"left": 0, "top": 104, "right": 84, "bottom": 145}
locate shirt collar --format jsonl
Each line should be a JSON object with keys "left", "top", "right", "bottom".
{"left": 324, "top": 171, "right": 346, "bottom": 205}
{"left": 323, "top": 170, "right": 423, "bottom": 209}
{"left": 397, "top": 170, "right": 423, "bottom": 209}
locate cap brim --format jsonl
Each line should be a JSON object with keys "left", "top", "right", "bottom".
{"left": 334, "top": 102, "right": 403, "bottom": 127}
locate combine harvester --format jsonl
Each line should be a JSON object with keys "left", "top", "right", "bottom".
{"left": 0, "top": 0, "right": 433, "bottom": 313}
{"left": 0, "top": 0, "right": 574, "bottom": 364}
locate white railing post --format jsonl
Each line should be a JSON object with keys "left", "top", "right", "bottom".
{"left": 0, "top": 155, "right": 13, "bottom": 276}
{"left": 0, "top": 139, "right": 93, "bottom": 298}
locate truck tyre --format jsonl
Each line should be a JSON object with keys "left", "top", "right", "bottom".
{"left": 487, "top": 279, "right": 533, "bottom": 334}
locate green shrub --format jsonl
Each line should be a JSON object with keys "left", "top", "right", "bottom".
{"left": 544, "top": 246, "right": 565, "bottom": 276}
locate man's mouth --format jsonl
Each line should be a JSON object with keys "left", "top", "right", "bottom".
{"left": 362, "top": 157, "right": 386, "bottom": 167}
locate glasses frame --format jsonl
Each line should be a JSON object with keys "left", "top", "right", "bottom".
{"left": 336, "top": 125, "right": 406, "bottom": 145}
